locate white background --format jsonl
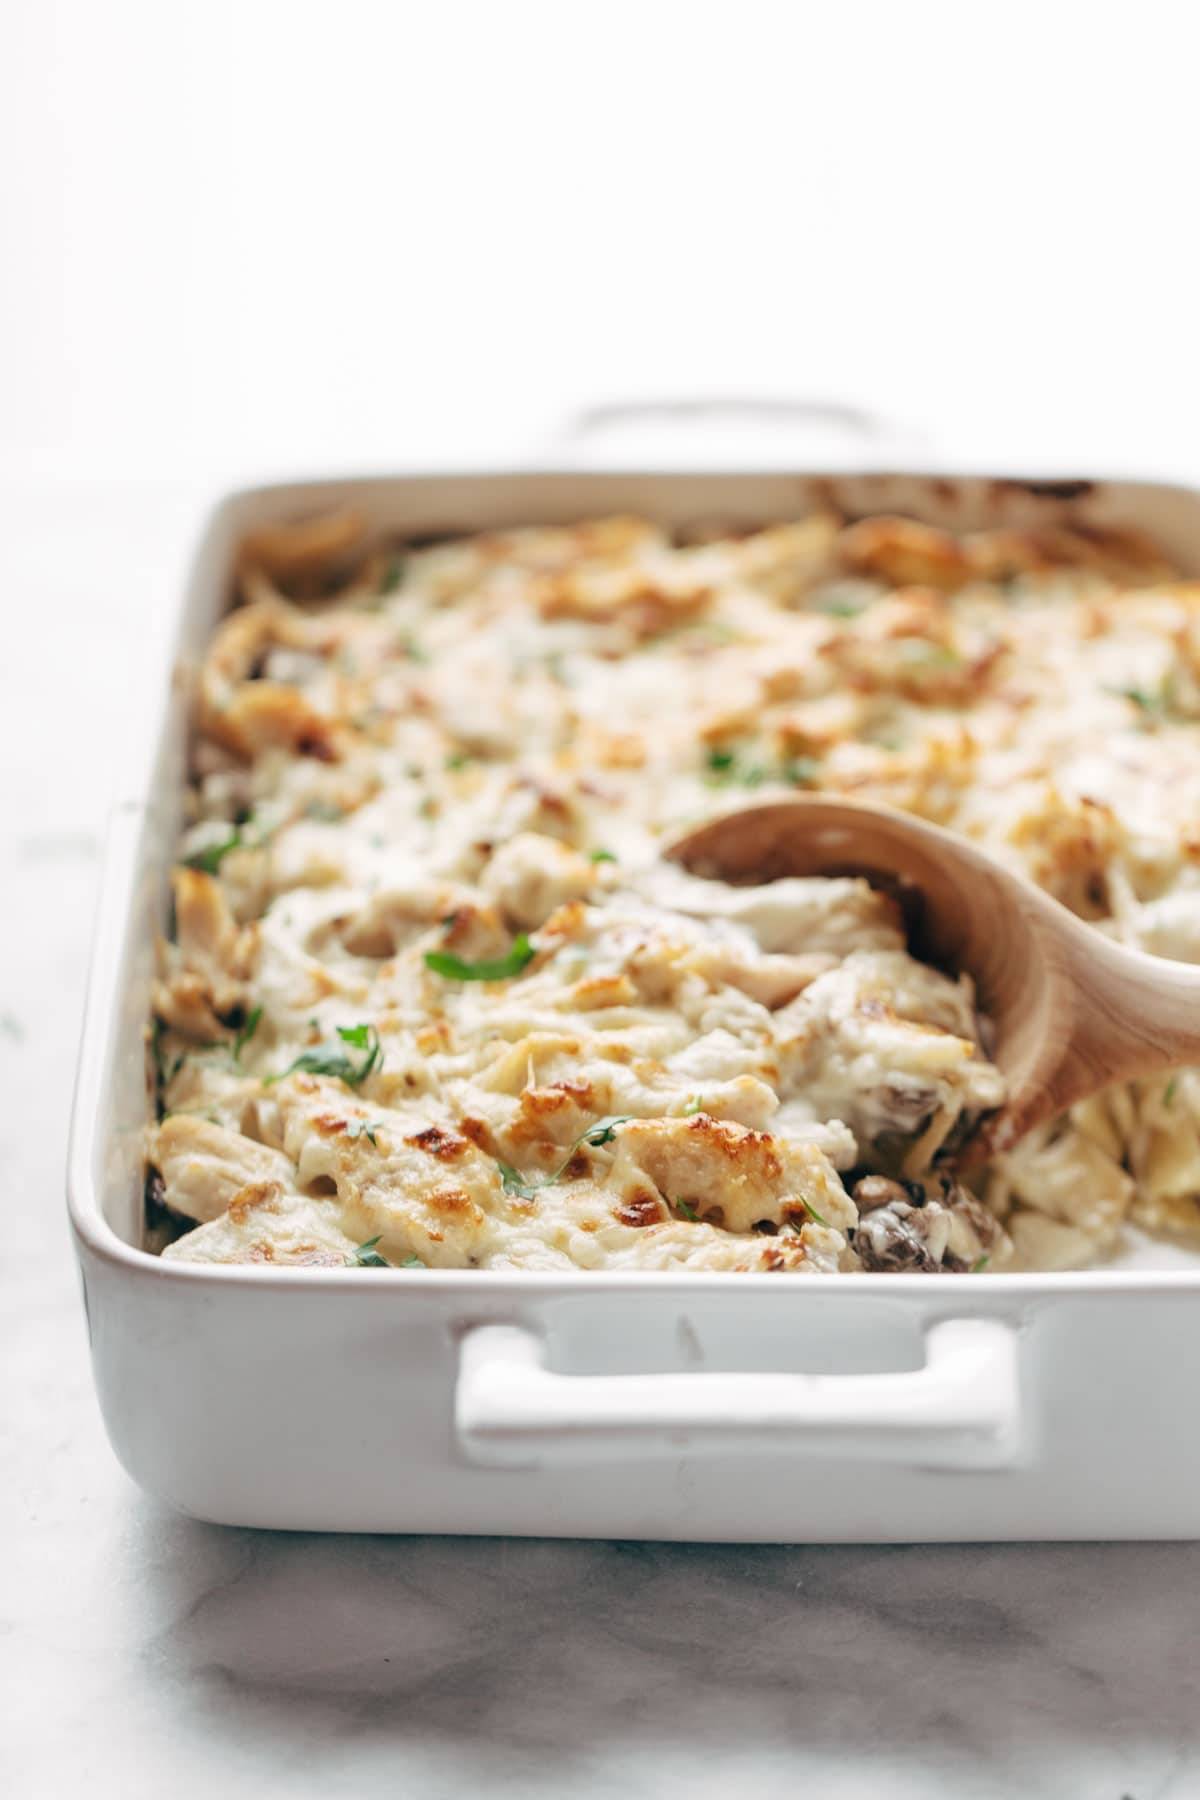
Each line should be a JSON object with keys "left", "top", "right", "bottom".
{"left": 5, "top": 0, "right": 1200, "bottom": 485}
{"left": 4, "top": 6, "right": 1200, "bottom": 1797}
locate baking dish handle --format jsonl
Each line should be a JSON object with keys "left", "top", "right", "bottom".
{"left": 550, "top": 396, "right": 929, "bottom": 462}
{"left": 455, "top": 1317, "right": 1023, "bottom": 1471}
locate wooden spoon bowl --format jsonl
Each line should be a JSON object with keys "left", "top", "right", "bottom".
{"left": 667, "top": 797, "right": 1200, "bottom": 1160}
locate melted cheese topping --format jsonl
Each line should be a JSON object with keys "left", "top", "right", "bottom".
{"left": 150, "top": 508, "right": 1200, "bottom": 1273}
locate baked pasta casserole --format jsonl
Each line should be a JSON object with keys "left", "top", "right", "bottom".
{"left": 146, "top": 505, "right": 1200, "bottom": 1274}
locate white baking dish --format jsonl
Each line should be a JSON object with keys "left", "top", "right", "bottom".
{"left": 68, "top": 464, "right": 1200, "bottom": 1540}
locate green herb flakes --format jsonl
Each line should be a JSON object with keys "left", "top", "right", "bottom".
{"left": 1107, "top": 679, "right": 1175, "bottom": 723}
{"left": 498, "top": 1161, "right": 538, "bottom": 1199}
{"left": 424, "top": 935, "right": 536, "bottom": 982}
{"left": 704, "top": 744, "right": 820, "bottom": 790}
{"left": 782, "top": 756, "right": 820, "bottom": 788}
{"left": 380, "top": 555, "right": 406, "bottom": 595}
{"left": 347, "top": 1118, "right": 385, "bottom": 1147}
{"left": 232, "top": 1005, "right": 262, "bottom": 1065}
{"left": 786, "top": 1198, "right": 829, "bottom": 1231}
{"left": 267, "top": 1023, "right": 382, "bottom": 1088}
{"left": 495, "top": 1115, "right": 633, "bottom": 1199}
{"left": 581, "top": 1115, "right": 632, "bottom": 1148}
{"left": 896, "top": 638, "right": 961, "bottom": 669}
{"left": 183, "top": 827, "right": 244, "bottom": 875}
{"left": 149, "top": 1018, "right": 186, "bottom": 1116}
{"left": 347, "top": 1236, "right": 390, "bottom": 1268}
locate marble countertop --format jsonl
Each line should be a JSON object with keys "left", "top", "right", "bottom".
{"left": 3, "top": 481, "right": 1199, "bottom": 1800}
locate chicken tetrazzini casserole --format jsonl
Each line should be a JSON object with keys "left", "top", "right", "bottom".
{"left": 146, "top": 506, "right": 1200, "bottom": 1276}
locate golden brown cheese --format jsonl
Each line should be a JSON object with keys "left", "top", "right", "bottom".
{"left": 152, "top": 506, "right": 1200, "bottom": 1272}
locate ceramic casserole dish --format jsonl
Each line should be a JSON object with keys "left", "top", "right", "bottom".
{"left": 68, "top": 463, "right": 1200, "bottom": 1540}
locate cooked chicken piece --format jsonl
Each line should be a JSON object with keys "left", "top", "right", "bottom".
{"left": 481, "top": 833, "right": 600, "bottom": 930}
{"left": 607, "top": 1113, "right": 856, "bottom": 1236}
{"left": 149, "top": 1114, "right": 296, "bottom": 1223}
{"left": 776, "top": 949, "right": 1002, "bottom": 1162}
{"left": 197, "top": 598, "right": 344, "bottom": 761}
{"left": 162, "top": 1185, "right": 359, "bottom": 1266}
{"left": 839, "top": 516, "right": 972, "bottom": 592}
{"left": 238, "top": 508, "right": 366, "bottom": 584}
{"left": 271, "top": 1078, "right": 511, "bottom": 1267}
{"left": 639, "top": 867, "right": 905, "bottom": 957}
{"left": 536, "top": 563, "right": 711, "bottom": 638}
{"left": 154, "top": 867, "right": 257, "bottom": 1039}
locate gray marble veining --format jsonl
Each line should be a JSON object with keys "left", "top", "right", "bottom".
{"left": 2, "top": 483, "right": 1198, "bottom": 1799}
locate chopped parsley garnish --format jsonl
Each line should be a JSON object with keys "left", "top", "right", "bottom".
{"left": 347, "top": 1236, "right": 390, "bottom": 1268}
{"left": 896, "top": 638, "right": 961, "bottom": 669}
{"left": 379, "top": 555, "right": 406, "bottom": 595}
{"left": 232, "top": 1005, "right": 262, "bottom": 1064}
{"left": 182, "top": 812, "right": 276, "bottom": 873}
{"left": 424, "top": 934, "right": 536, "bottom": 982}
{"left": 810, "top": 581, "right": 877, "bottom": 618}
{"left": 581, "top": 1116, "right": 630, "bottom": 1148}
{"left": 444, "top": 751, "right": 472, "bottom": 771}
{"left": 786, "top": 1199, "right": 829, "bottom": 1231}
{"left": 347, "top": 1118, "right": 385, "bottom": 1146}
{"left": 1165, "top": 1076, "right": 1179, "bottom": 1107}
{"left": 664, "top": 620, "right": 741, "bottom": 647}
{"left": 1113, "top": 684, "right": 1157, "bottom": 712}
{"left": 267, "top": 1023, "right": 382, "bottom": 1088}
{"left": 1107, "top": 679, "right": 1174, "bottom": 722}
{"left": 970, "top": 1254, "right": 991, "bottom": 1274}
{"left": 676, "top": 1199, "right": 700, "bottom": 1222}
{"left": 589, "top": 848, "right": 618, "bottom": 864}
{"left": 496, "top": 1115, "right": 634, "bottom": 1199}
{"left": 682, "top": 1097, "right": 704, "bottom": 1116}
{"left": 183, "top": 827, "right": 244, "bottom": 874}
{"left": 704, "top": 745, "right": 767, "bottom": 787}
{"left": 400, "top": 1254, "right": 425, "bottom": 1268}
{"left": 498, "top": 1161, "right": 536, "bottom": 1197}
{"left": 149, "top": 1018, "right": 186, "bottom": 1115}
{"left": 705, "top": 744, "right": 821, "bottom": 789}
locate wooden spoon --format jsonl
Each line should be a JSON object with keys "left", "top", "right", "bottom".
{"left": 667, "top": 797, "right": 1200, "bottom": 1160}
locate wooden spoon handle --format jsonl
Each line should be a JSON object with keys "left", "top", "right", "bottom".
{"left": 1062, "top": 920, "right": 1200, "bottom": 1084}
{"left": 988, "top": 915, "right": 1200, "bottom": 1153}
